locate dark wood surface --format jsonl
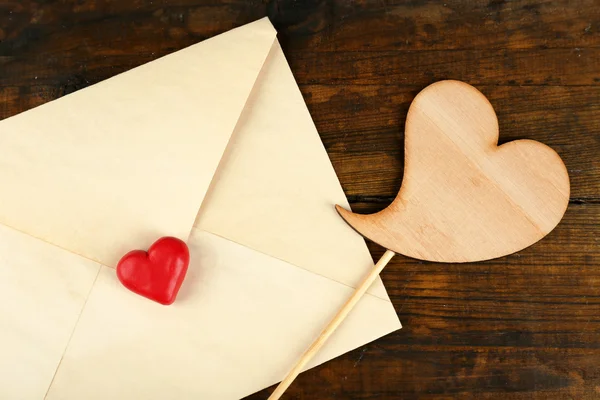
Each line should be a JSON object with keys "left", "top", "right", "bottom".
{"left": 1, "top": 1, "right": 598, "bottom": 399}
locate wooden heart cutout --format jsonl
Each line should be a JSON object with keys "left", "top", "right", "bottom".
{"left": 336, "top": 80, "right": 570, "bottom": 262}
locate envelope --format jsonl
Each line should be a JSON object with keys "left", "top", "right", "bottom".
{"left": 0, "top": 18, "right": 400, "bottom": 399}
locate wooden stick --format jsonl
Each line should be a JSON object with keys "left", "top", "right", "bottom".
{"left": 268, "top": 249, "right": 396, "bottom": 399}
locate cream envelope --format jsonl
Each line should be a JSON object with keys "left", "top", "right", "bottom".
{"left": 0, "top": 18, "right": 400, "bottom": 399}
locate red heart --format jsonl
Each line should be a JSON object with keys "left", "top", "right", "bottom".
{"left": 116, "top": 237, "right": 190, "bottom": 305}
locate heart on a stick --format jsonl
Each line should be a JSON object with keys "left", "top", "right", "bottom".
{"left": 336, "top": 80, "right": 570, "bottom": 262}
{"left": 117, "top": 237, "right": 190, "bottom": 305}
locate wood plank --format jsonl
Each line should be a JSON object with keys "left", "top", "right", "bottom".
{"left": 248, "top": 203, "right": 600, "bottom": 399}
{"left": 371, "top": 203, "right": 600, "bottom": 349}
{"left": 249, "top": 345, "right": 600, "bottom": 399}
{"left": 287, "top": 48, "right": 600, "bottom": 86}
{"left": 302, "top": 85, "right": 600, "bottom": 200}
{"left": 0, "top": 0, "right": 598, "bottom": 55}
{"left": 276, "top": 0, "right": 600, "bottom": 51}
{"left": 1, "top": 48, "right": 599, "bottom": 90}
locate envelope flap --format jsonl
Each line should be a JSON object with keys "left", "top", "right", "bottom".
{"left": 195, "top": 40, "right": 389, "bottom": 300}
{"left": 0, "top": 18, "right": 276, "bottom": 267}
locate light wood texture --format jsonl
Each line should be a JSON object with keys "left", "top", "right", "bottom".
{"left": 269, "top": 250, "right": 395, "bottom": 400}
{"left": 336, "top": 80, "right": 570, "bottom": 263}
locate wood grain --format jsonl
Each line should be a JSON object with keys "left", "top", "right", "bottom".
{"left": 287, "top": 49, "right": 600, "bottom": 86}
{"left": 254, "top": 203, "right": 600, "bottom": 399}
{"left": 0, "top": 1, "right": 598, "bottom": 399}
{"left": 305, "top": 84, "right": 600, "bottom": 200}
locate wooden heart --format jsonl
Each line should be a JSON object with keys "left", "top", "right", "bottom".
{"left": 336, "top": 80, "right": 570, "bottom": 262}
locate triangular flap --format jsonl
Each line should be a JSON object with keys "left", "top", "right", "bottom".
{"left": 0, "top": 18, "right": 276, "bottom": 267}
{"left": 195, "top": 40, "right": 389, "bottom": 300}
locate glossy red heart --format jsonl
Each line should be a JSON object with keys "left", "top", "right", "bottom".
{"left": 116, "top": 237, "right": 190, "bottom": 305}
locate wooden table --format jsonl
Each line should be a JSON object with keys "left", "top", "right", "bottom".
{"left": 1, "top": 1, "right": 598, "bottom": 399}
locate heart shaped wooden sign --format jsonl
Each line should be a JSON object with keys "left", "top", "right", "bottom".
{"left": 336, "top": 80, "right": 570, "bottom": 262}
{"left": 272, "top": 80, "right": 571, "bottom": 398}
